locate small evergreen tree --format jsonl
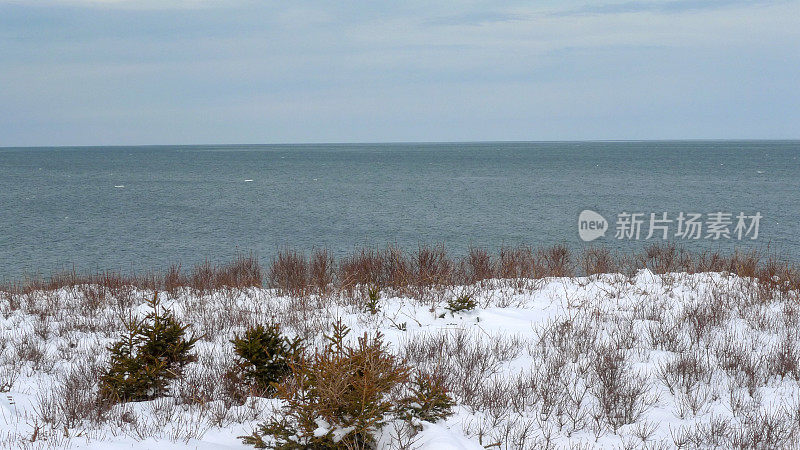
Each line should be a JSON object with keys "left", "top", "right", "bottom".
{"left": 399, "top": 371, "right": 455, "bottom": 429}
{"left": 100, "top": 292, "right": 199, "bottom": 402}
{"left": 446, "top": 293, "right": 476, "bottom": 313}
{"left": 231, "top": 323, "right": 302, "bottom": 395}
{"left": 242, "top": 320, "right": 410, "bottom": 449}
{"left": 364, "top": 286, "right": 380, "bottom": 315}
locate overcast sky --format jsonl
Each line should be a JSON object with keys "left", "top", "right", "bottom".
{"left": 1, "top": 0, "right": 798, "bottom": 146}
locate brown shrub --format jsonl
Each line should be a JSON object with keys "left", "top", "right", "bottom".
{"left": 497, "top": 245, "right": 537, "bottom": 279}
{"left": 268, "top": 249, "right": 308, "bottom": 296}
{"left": 639, "top": 243, "right": 692, "bottom": 274}
{"left": 339, "top": 248, "right": 384, "bottom": 292}
{"left": 581, "top": 247, "right": 617, "bottom": 276}
{"left": 2, "top": 244, "right": 796, "bottom": 306}
{"left": 309, "top": 248, "right": 335, "bottom": 295}
{"left": 216, "top": 253, "right": 263, "bottom": 289}
{"left": 164, "top": 263, "right": 186, "bottom": 297}
{"left": 413, "top": 244, "right": 453, "bottom": 289}
{"left": 466, "top": 247, "right": 494, "bottom": 283}
{"left": 541, "top": 244, "right": 573, "bottom": 277}
{"left": 190, "top": 260, "right": 217, "bottom": 292}
{"left": 383, "top": 245, "right": 412, "bottom": 291}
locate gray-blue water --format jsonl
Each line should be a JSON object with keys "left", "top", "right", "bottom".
{"left": 0, "top": 141, "right": 798, "bottom": 280}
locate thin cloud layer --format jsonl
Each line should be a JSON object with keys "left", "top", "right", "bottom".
{"left": 0, "top": 1, "right": 798, "bottom": 145}
{"left": 4, "top": 0, "right": 236, "bottom": 9}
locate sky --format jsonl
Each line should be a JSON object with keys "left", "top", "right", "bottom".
{"left": 1, "top": 0, "right": 799, "bottom": 146}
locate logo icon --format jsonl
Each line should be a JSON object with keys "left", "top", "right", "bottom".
{"left": 578, "top": 210, "right": 608, "bottom": 242}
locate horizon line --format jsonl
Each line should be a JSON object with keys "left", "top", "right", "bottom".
{"left": 2, "top": 138, "right": 799, "bottom": 150}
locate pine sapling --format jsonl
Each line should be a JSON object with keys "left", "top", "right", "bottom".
{"left": 399, "top": 370, "right": 455, "bottom": 429}
{"left": 100, "top": 292, "right": 199, "bottom": 402}
{"left": 364, "top": 286, "right": 380, "bottom": 315}
{"left": 446, "top": 293, "right": 476, "bottom": 314}
{"left": 231, "top": 323, "right": 303, "bottom": 395}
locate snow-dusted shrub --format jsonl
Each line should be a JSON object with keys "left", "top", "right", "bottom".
{"left": 242, "top": 320, "right": 454, "bottom": 449}
{"left": 446, "top": 293, "right": 476, "bottom": 313}
{"left": 37, "top": 365, "right": 110, "bottom": 429}
{"left": 99, "top": 293, "right": 199, "bottom": 402}
{"left": 591, "top": 346, "right": 655, "bottom": 432}
{"left": 230, "top": 323, "right": 303, "bottom": 396}
{"left": 401, "top": 329, "right": 522, "bottom": 408}
{"left": 399, "top": 371, "right": 455, "bottom": 428}
{"left": 243, "top": 321, "right": 409, "bottom": 449}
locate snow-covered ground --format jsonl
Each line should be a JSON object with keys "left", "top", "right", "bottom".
{"left": 2, "top": 269, "right": 800, "bottom": 448}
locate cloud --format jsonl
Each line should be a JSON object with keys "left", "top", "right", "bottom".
{"left": 552, "top": 0, "right": 786, "bottom": 16}
{"left": 0, "top": 0, "right": 241, "bottom": 10}
{"left": 0, "top": 0, "right": 798, "bottom": 145}
{"left": 424, "top": 11, "right": 527, "bottom": 26}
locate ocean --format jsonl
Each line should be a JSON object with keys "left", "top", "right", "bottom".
{"left": 0, "top": 140, "right": 798, "bottom": 280}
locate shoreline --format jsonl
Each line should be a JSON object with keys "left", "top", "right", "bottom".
{"left": 4, "top": 243, "right": 798, "bottom": 296}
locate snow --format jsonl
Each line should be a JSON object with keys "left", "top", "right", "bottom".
{"left": 1, "top": 270, "right": 799, "bottom": 448}
{"left": 414, "top": 423, "right": 484, "bottom": 450}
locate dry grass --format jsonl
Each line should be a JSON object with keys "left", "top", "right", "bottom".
{"left": 4, "top": 244, "right": 797, "bottom": 301}
{"left": 268, "top": 249, "right": 307, "bottom": 296}
{"left": 2, "top": 253, "right": 262, "bottom": 301}
{"left": 1, "top": 244, "right": 800, "bottom": 448}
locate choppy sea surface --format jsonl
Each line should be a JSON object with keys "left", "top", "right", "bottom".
{"left": 0, "top": 141, "right": 798, "bottom": 280}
